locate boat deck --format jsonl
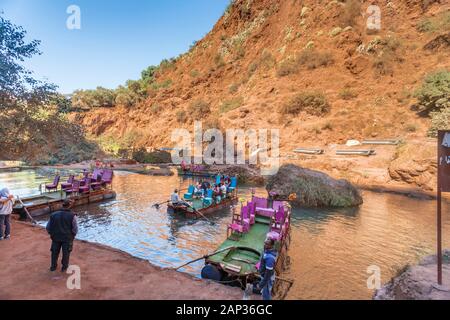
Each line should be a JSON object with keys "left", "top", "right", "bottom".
{"left": 13, "top": 189, "right": 116, "bottom": 218}
{"left": 16, "top": 191, "right": 65, "bottom": 206}
{"left": 188, "top": 198, "right": 228, "bottom": 211}
{"left": 207, "top": 216, "right": 271, "bottom": 275}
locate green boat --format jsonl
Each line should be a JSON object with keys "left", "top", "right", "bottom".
{"left": 168, "top": 195, "right": 237, "bottom": 218}
{"left": 201, "top": 196, "right": 291, "bottom": 297}
{"left": 168, "top": 175, "right": 238, "bottom": 218}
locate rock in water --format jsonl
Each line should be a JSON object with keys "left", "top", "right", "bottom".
{"left": 266, "top": 164, "right": 363, "bottom": 207}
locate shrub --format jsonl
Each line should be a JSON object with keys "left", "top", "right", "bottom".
{"left": 372, "top": 36, "right": 403, "bottom": 74}
{"left": 132, "top": 148, "right": 172, "bottom": 164}
{"left": 190, "top": 69, "right": 200, "bottom": 78}
{"left": 141, "top": 65, "right": 158, "bottom": 83}
{"left": 281, "top": 92, "right": 331, "bottom": 116}
{"left": 229, "top": 83, "right": 240, "bottom": 93}
{"left": 297, "top": 49, "right": 334, "bottom": 70}
{"left": 322, "top": 122, "right": 333, "bottom": 131}
{"left": 340, "top": 0, "right": 361, "bottom": 27}
{"left": 404, "top": 123, "right": 418, "bottom": 132}
{"left": 276, "top": 57, "right": 298, "bottom": 77}
{"left": 151, "top": 104, "right": 162, "bottom": 114}
{"left": 416, "top": 11, "right": 450, "bottom": 33}
{"left": 339, "top": 88, "right": 358, "bottom": 100}
{"left": 260, "top": 50, "right": 276, "bottom": 69}
{"left": 176, "top": 110, "right": 187, "bottom": 123}
{"left": 277, "top": 49, "right": 333, "bottom": 76}
{"left": 414, "top": 70, "right": 450, "bottom": 112}
{"left": 71, "top": 87, "right": 116, "bottom": 110}
{"left": 188, "top": 100, "right": 210, "bottom": 118}
{"left": 214, "top": 53, "right": 225, "bottom": 67}
{"left": 115, "top": 86, "right": 135, "bottom": 107}
{"left": 150, "top": 79, "right": 172, "bottom": 90}
{"left": 372, "top": 53, "right": 394, "bottom": 76}
{"left": 248, "top": 62, "right": 258, "bottom": 75}
{"left": 429, "top": 107, "right": 450, "bottom": 137}
{"left": 220, "top": 96, "right": 243, "bottom": 113}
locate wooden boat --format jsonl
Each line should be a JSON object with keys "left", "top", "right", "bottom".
{"left": 168, "top": 195, "right": 237, "bottom": 219}
{"left": 177, "top": 168, "right": 216, "bottom": 178}
{"left": 13, "top": 189, "right": 116, "bottom": 219}
{"left": 201, "top": 196, "right": 291, "bottom": 299}
{"left": 13, "top": 169, "right": 116, "bottom": 219}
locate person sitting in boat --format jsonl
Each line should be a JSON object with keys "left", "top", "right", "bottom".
{"left": 194, "top": 182, "right": 203, "bottom": 198}
{"left": 211, "top": 184, "right": 220, "bottom": 197}
{"left": 170, "top": 189, "right": 190, "bottom": 207}
{"left": 201, "top": 180, "right": 210, "bottom": 195}
{"left": 220, "top": 183, "right": 227, "bottom": 197}
{"left": 255, "top": 238, "right": 277, "bottom": 300}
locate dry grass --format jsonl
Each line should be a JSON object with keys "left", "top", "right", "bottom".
{"left": 277, "top": 49, "right": 334, "bottom": 76}
{"left": 339, "top": 88, "right": 358, "bottom": 100}
{"left": 220, "top": 96, "right": 244, "bottom": 113}
{"left": 281, "top": 92, "right": 331, "bottom": 116}
{"left": 188, "top": 100, "right": 211, "bottom": 118}
{"left": 340, "top": 0, "right": 361, "bottom": 28}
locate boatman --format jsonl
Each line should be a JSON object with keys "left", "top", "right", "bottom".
{"left": 170, "top": 189, "right": 190, "bottom": 207}
{"left": 255, "top": 238, "right": 277, "bottom": 300}
{"left": 46, "top": 200, "right": 78, "bottom": 272}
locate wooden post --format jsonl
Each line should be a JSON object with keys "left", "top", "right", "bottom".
{"left": 437, "top": 166, "right": 442, "bottom": 285}
{"left": 437, "top": 130, "right": 450, "bottom": 285}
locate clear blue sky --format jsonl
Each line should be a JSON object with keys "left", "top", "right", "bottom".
{"left": 0, "top": 0, "right": 229, "bottom": 93}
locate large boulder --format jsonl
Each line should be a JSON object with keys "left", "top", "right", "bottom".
{"left": 388, "top": 142, "right": 436, "bottom": 191}
{"left": 266, "top": 164, "right": 363, "bottom": 207}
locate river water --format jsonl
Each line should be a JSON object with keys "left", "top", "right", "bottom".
{"left": 1, "top": 168, "right": 449, "bottom": 300}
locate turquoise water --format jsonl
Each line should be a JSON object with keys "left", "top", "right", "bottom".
{"left": 1, "top": 168, "right": 449, "bottom": 299}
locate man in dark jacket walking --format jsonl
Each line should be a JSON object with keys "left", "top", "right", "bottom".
{"left": 46, "top": 200, "right": 78, "bottom": 272}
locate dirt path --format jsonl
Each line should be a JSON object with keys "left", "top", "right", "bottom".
{"left": 0, "top": 220, "right": 243, "bottom": 300}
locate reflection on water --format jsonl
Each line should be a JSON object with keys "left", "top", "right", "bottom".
{"left": 288, "top": 193, "right": 450, "bottom": 299}
{"left": 0, "top": 169, "right": 449, "bottom": 299}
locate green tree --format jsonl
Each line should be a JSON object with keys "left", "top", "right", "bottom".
{"left": 0, "top": 15, "right": 56, "bottom": 109}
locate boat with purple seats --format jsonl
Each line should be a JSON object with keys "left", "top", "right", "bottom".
{"left": 13, "top": 168, "right": 116, "bottom": 219}
{"left": 200, "top": 195, "right": 292, "bottom": 298}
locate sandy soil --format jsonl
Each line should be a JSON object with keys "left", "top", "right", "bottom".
{"left": 0, "top": 219, "right": 244, "bottom": 300}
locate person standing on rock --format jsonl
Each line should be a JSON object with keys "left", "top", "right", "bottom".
{"left": 0, "top": 188, "right": 14, "bottom": 240}
{"left": 46, "top": 200, "right": 78, "bottom": 272}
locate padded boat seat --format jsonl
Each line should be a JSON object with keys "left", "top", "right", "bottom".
{"left": 256, "top": 207, "right": 275, "bottom": 217}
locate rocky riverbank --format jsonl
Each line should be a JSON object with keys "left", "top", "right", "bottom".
{"left": 374, "top": 250, "right": 450, "bottom": 300}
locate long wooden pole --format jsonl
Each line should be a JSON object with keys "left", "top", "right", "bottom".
{"left": 17, "top": 197, "right": 37, "bottom": 225}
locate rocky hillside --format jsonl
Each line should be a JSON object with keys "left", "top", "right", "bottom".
{"left": 71, "top": 0, "right": 450, "bottom": 192}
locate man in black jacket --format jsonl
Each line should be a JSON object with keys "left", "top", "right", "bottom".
{"left": 46, "top": 200, "right": 78, "bottom": 272}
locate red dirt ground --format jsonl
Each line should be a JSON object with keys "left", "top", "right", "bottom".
{"left": 0, "top": 220, "right": 244, "bottom": 300}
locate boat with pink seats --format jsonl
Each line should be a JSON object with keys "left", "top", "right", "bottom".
{"left": 201, "top": 195, "right": 291, "bottom": 298}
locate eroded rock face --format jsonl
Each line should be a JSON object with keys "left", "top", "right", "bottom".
{"left": 266, "top": 164, "right": 363, "bottom": 207}
{"left": 375, "top": 250, "right": 450, "bottom": 300}
{"left": 424, "top": 32, "right": 450, "bottom": 52}
{"left": 388, "top": 142, "right": 437, "bottom": 191}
